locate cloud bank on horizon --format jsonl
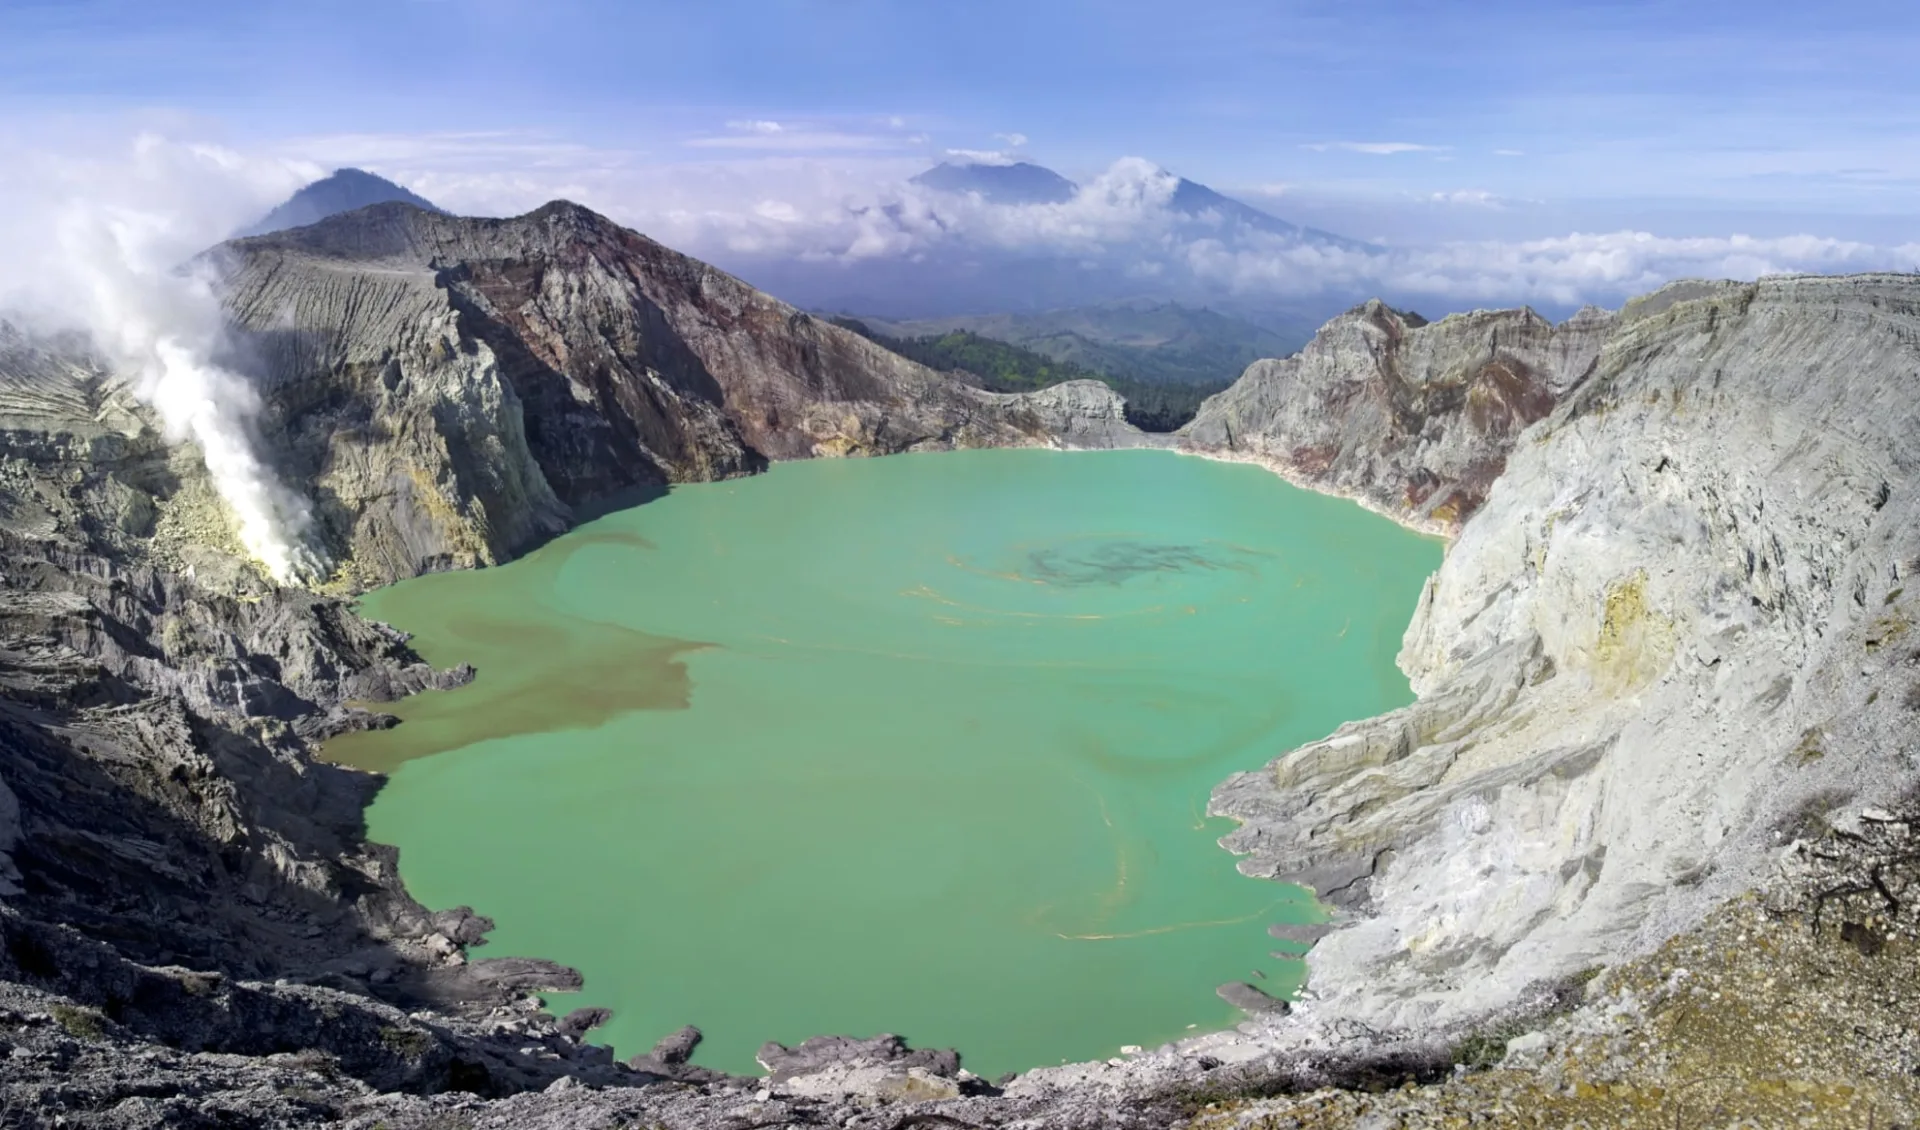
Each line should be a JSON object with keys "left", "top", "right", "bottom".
{"left": 302, "top": 137, "right": 1918, "bottom": 315}
{"left": 8, "top": 129, "right": 1920, "bottom": 323}
{"left": 6, "top": 0, "right": 1920, "bottom": 317}
{"left": 0, "top": 124, "right": 1910, "bottom": 568}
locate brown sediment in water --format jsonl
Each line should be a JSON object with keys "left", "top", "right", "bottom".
{"left": 323, "top": 525, "right": 708, "bottom": 775}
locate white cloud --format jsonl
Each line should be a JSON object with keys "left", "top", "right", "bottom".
{"left": 993, "top": 132, "right": 1030, "bottom": 148}
{"left": 0, "top": 132, "right": 324, "bottom": 581}
{"left": 753, "top": 199, "right": 802, "bottom": 223}
{"left": 348, "top": 142, "right": 1920, "bottom": 309}
{"left": 1494, "top": 148, "right": 1525, "bottom": 157}
{"left": 614, "top": 157, "right": 1920, "bottom": 308}
{"left": 726, "top": 119, "right": 785, "bottom": 134}
{"left": 943, "top": 148, "right": 1015, "bottom": 165}
{"left": 1179, "top": 228, "right": 1920, "bottom": 307}
{"left": 1303, "top": 141, "right": 1449, "bottom": 155}
{"left": 253, "top": 135, "right": 1920, "bottom": 311}
{"left": 685, "top": 129, "right": 903, "bottom": 151}
{"left": 1427, "top": 189, "right": 1508, "bottom": 208}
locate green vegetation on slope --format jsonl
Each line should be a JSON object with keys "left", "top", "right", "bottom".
{"left": 829, "top": 317, "right": 1225, "bottom": 432}
{"left": 852, "top": 302, "right": 1315, "bottom": 389}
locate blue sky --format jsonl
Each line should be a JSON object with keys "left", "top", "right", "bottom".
{"left": 6, "top": 0, "right": 1919, "bottom": 213}
{"left": 3, "top": 0, "right": 1919, "bottom": 305}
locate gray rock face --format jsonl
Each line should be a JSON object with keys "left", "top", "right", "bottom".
{"left": 1180, "top": 299, "right": 1616, "bottom": 532}
{"left": 0, "top": 200, "right": 1152, "bottom": 1125}
{"left": 212, "top": 200, "right": 1067, "bottom": 588}
{"left": 1201, "top": 273, "right": 1920, "bottom": 1033}
{"left": 998, "top": 378, "right": 1165, "bottom": 450}
{"left": 757, "top": 1032, "right": 962, "bottom": 1083}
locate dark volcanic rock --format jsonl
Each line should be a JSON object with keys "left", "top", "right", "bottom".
{"left": 651, "top": 1024, "right": 704, "bottom": 1065}
{"left": 465, "top": 957, "right": 584, "bottom": 992}
{"left": 432, "top": 905, "right": 498, "bottom": 947}
{"left": 757, "top": 1032, "right": 962, "bottom": 1082}
{"left": 625, "top": 1024, "right": 736, "bottom": 1084}
{"left": 1217, "top": 981, "right": 1292, "bottom": 1015}
{"left": 556, "top": 1006, "right": 613, "bottom": 1040}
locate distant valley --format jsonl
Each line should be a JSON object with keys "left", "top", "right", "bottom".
{"left": 830, "top": 301, "right": 1312, "bottom": 431}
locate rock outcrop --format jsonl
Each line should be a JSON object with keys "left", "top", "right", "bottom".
{"left": 1201, "top": 274, "right": 1920, "bottom": 1035}
{"left": 1180, "top": 299, "right": 1616, "bottom": 532}
{"left": 213, "top": 200, "right": 1088, "bottom": 588}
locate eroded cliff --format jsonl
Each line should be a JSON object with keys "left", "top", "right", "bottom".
{"left": 1201, "top": 275, "right": 1920, "bottom": 1038}
{"left": 208, "top": 200, "right": 1109, "bottom": 588}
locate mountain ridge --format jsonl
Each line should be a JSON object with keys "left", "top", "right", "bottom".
{"left": 848, "top": 300, "right": 1313, "bottom": 386}
{"left": 910, "top": 160, "right": 1078, "bottom": 204}
{"left": 726, "top": 159, "right": 1373, "bottom": 322}
{"left": 212, "top": 198, "right": 1118, "bottom": 587}
{"left": 236, "top": 167, "right": 446, "bottom": 238}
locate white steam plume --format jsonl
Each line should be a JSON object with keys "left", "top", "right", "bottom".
{"left": 0, "top": 133, "right": 325, "bottom": 583}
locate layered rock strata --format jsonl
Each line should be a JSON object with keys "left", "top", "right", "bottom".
{"left": 211, "top": 201, "right": 1115, "bottom": 588}
{"left": 1180, "top": 298, "right": 1617, "bottom": 532}
{"left": 1203, "top": 274, "right": 1920, "bottom": 1036}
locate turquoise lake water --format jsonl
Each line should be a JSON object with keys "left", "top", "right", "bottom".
{"left": 327, "top": 448, "right": 1442, "bottom": 1077}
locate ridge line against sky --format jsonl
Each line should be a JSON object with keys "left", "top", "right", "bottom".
{"left": 2, "top": 0, "right": 1919, "bottom": 317}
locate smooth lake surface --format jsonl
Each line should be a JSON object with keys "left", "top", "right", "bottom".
{"left": 327, "top": 449, "right": 1442, "bottom": 1077}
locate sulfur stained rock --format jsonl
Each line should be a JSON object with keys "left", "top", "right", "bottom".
{"left": 1205, "top": 274, "right": 1920, "bottom": 1038}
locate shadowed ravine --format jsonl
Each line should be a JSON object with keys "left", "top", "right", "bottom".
{"left": 325, "top": 448, "right": 1443, "bottom": 1078}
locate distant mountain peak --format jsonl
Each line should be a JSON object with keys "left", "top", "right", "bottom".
{"left": 911, "top": 161, "right": 1078, "bottom": 205}
{"left": 237, "top": 168, "right": 446, "bottom": 238}
{"left": 1167, "top": 178, "right": 1372, "bottom": 251}
{"left": 907, "top": 158, "right": 1370, "bottom": 252}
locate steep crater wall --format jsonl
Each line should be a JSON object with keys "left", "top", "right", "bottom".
{"left": 1199, "top": 274, "right": 1920, "bottom": 1033}
{"left": 215, "top": 201, "right": 1126, "bottom": 589}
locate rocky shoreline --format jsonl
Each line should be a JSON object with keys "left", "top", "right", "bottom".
{"left": 1, "top": 201, "right": 1916, "bottom": 1126}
